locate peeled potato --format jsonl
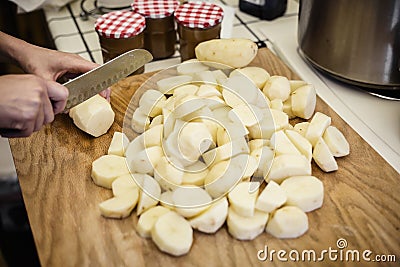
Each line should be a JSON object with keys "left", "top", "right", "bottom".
{"left": 69, "top": 94, "right": 114, "bottom": 137}
{"left": 230, "top": 66, "right": 270, "bottom": 89}
{"left": 108, "top": 132, "right": 129, "bottom": 156}
{"left": 263, "top": 76, "right": 290, "bottom": 102}
{"left": 266, "top": 206, "right": 308, "bottom": 238}
{"left": 195, "top": 38, "right": 258, "bottom": 68}
{"left": 291, "top": 84, "right": 316, "bottom": 119}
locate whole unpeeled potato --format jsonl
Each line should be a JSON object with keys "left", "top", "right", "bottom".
{"left": 195, "top": 38, "right": 258, "bottom": 68}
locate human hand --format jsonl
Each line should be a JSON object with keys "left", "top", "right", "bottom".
{"left": 17, "top": 46, "right": 111, "bottom": 101}
{"left": 0, "top": 75, "right": 69, "bottom": 138}
{"left": 18, "top": 46, "right": 98, "bottom": 81}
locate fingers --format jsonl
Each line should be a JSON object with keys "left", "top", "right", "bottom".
{"left": 34, "top": 102, "right": 45, "bottom": 132}
{"left": 0, "top": 74, "right": 70, "bottom": 138}
{"left": 63, "top": 53, "right": 99, "bottom": 75}
{"left": 46, "top": 80, "right": 69, "bottom": 114}
{"left": 99, "top": 88, "right": 112, "bottom": 102}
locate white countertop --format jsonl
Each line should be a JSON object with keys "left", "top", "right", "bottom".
{"left": 1, "top": 0, "right": 398, "bottom": 177}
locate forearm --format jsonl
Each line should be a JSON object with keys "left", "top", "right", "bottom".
{"left": 0, "top": 31, "right": 33, "bottom": 66}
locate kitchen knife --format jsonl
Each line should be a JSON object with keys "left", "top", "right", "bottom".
{"left": 0, "top": 49, "right": 153, "bottom": 138}
{"left": 64, "top": 49, "right": 153, "bottom": 110}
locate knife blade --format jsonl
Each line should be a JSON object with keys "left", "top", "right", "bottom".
{"left": 63, "top": 49, "right": 153, "bottom": 110}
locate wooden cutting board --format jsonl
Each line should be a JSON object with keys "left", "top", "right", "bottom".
{"left": 9, "top": 48, "right": 399, "bottom": 267}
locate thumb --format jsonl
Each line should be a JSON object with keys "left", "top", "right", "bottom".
{"left": 46, "top": 81, "right": 69, "bottom": 114}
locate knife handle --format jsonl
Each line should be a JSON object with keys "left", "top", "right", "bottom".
{"left": 0, "top": 128, "right": 26, "bottom": 138}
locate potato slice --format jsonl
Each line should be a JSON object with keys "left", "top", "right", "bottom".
{"left": 172, "top": 96, "right": 206, "bottom": 119}
{"left": 171, "top": 84, "right": 198, "bottom": 98}
{"left": 196, "top": 84, "right": 222, "bottom": 98}
{"left": 142, "top": 124, "right": 163, "bottom": 148}
{"left": 189, "top": 197, "right": 228, "bottom": 234}
{"left": 107, "top": 131, "right": 129, "bottom": 156}
{"left": 178, "top": 122, "right": 213, "bottom": 162}
{"left": 91, "top": 155, "right": 130, "bottom": 189}
{"left": 136, "top": 174, "right": 161, "bottom": 215}
{"left": 255, "top": 181, "right": 287, "bottom": 213}
{"left": 129, "top": 146, "right": 163, "bottom": 175}
{"left": 111, "top": 174, "right": 139, "bottom": 197}
{"left": 227, "top": 207, "right": 269, "bottom": 241}
{"left": 182, "top": 161, "right": 209, "bottom": 186}
{"left": 69, "top": 94, "right": 115, "bottom": 137}
{"left": 240, "top": 154, "right": 259, "bottom": 180}
{"left": 138, "top": 89, "right": 166, "bottom": 117}
{"left": 151, "top": 211, "right": 193, "bottom": 256}
{"left": 172, "top": 186, "right": 212, "bottom": 218}
{"left": 313, "top": 137, "right": 338, "bottom": 172}
{"left": 291, "top": 84, "right": 316, "bottom": 119}
{"left": 154, "top": 156, "right": 184, "bottom": 191}
{"left": 285, "top": 130, "right": 313, "bottom": 161}
{"left": 157, "top": 75, "right": 193, "bottom": 94}
{"left": 177, "top": 59, "right": 209, "bottom": 75}
{"left": 204, "top": 161, "right": 242, "bottom": 199}
{"left": 270, "top": 130, "right": 302, "bottom": 156}
{"left": 282, "top": 96, "right": 296, "bottom": 119}
{"left": 323, "top": 126, "right": 350, "bottom": 157}
{"left": 271, "top": 109, "right": 290, "bottom": 132}
{"left": 222, "top": 75, "right": 259, "bottom": 107}
{"left": 149, "top": 115, "right": 163, "bottom": 128}
{"left": 230, "top": 66, "right": 270, "bottom": 89}
{"left": 263, "top": 76, "right": 290, "bottom": 102}
{"left": 266, "top": 154, "right": 311, "bottom": 183}
{"left": 202, "top": 137, "right": 249, "bottom": 166}
{"left": 99, "top": 190, "right": 139, "bottom": 219}
{"left": 159, "top": 191, "right": 174, "bottom": 209}
{"left": 228, "top": 182, "right": 259, "bottom": 217}
{"left": 289, "top": 80, "right": 307, "bottom": 92}
{"left": 137, "top": 206, "right": 170, "bottom": 238}
{"left": 293, "top": 121, "right": 310, "bottom": 137}
{"left": 125, "top": 134, "right": 145, "bottom": 160}
{"left": 131, "top": 107, "right": 150, "bottom": 134}
{"left": 270, "top": 99, "right": 283, "bottom": 111}
{"left": 248, "top": 139, "right": 269, "bottom": 153}
{"left": 280, "top": 176, "right": 324, "bottom": 212}
{"left": 266, "top": 206, "right": 308, "bottom": 239}
{"left": 212, "top": 69, "right": 228, "bottom": 85}
{"left": 193, "top": 70, "right": 217, "bottom": 84}
{"left": 247, "top": 116, "right": 275, "bottom": 140}
{"left": 250, "top": 146, "right": 274, "bottom": 178}
{"left": 305, "top": 112, "right": 331, "bottom": 146}
{"left": 229, "top": 104, "right": 264, "bottom": 127}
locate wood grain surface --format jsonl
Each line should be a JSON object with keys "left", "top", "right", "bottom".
{"left": 9, "top": 48, "right": 400, "bottom": 267}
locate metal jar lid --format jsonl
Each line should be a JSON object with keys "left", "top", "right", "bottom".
{"left": 131, "top": 0, "right": 180, "bottom": 19}
{"left": 95, "top": 10, "right": 146, "bottom": 39}
{"left": 174, "top": 1, "right": 224, "bottom": 29}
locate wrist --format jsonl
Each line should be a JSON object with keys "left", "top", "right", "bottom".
{"left": 0, "top": 31, "right": 34, "bottom": 68}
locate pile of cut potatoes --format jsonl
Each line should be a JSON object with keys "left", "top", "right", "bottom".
{"left": 87, "top": 39, "right": 350, "bottom": 256}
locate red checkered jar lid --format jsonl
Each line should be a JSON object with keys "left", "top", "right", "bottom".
{"left": 174, "top": 2, "right": 224, "bottom": 29}
{"left": 131, "top": 0, "right": 180, "bottom": 19}
{"left": 95, "top": 11, "right": 146, "bottom": 39}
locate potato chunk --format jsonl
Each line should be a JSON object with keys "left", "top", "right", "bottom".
{"left": 69, "top": 94, "right": 114, "bottom": 137}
